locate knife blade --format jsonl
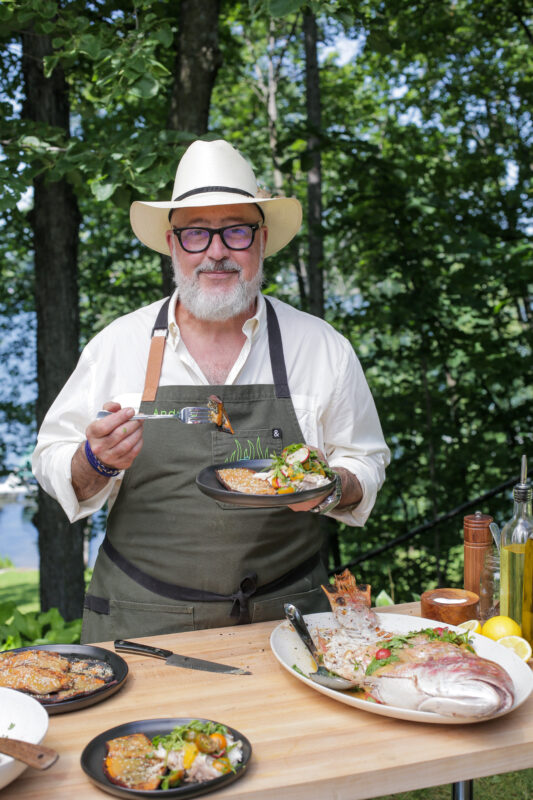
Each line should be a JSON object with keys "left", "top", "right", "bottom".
{"left": 114, "top": 639, "right": 251, "bottom": 675}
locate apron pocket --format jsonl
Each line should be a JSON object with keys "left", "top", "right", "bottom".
{"left": 81, "top": 598, "right": 194, "bottom": 643}
{"left": 212, "top": 429, "right": 284, "bottom": 464}
{"left": 250, "top": 584, "right": 330, "bottom": 624}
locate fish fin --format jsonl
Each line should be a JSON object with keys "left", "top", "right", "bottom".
{"left": 322, "top": 569, "right": 371, "bottom": 611}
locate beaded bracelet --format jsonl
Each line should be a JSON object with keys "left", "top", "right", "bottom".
{"left": 84, "top": 439, "right": 120, "bottom": 478}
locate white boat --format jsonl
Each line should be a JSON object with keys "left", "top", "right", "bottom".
{"left": 0, "top": 473, "right": 37, "bottom": 497}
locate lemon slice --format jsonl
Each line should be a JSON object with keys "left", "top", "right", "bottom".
{"left": 457, "top": 619, "right": 481, "bottom": 635}
{"left": 497, "top": 635, "right": 532, "bottom": 662}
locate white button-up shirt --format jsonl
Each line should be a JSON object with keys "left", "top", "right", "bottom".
{"left": 32, "top": 291, "right": 390, "bottom": 526}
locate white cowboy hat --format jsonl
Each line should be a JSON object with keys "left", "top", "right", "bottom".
{"left": 130, "top": 139, "right": 302, "bottom": 258}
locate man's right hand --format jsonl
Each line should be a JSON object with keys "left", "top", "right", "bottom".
{"left": 71, "top": 402, "right": 144, "bottom": 501}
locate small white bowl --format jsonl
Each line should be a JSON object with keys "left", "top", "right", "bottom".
{"left": 0, "top": 687, "right": 50, "bottom": 791}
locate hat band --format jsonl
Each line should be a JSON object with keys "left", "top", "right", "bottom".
{"left": 174, "top": 185, "right": 255, "bottom": 202}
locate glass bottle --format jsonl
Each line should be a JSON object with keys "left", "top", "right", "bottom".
{"left": 500, "top": 455, "right": 533, "bottom": 626}
{"left": 479, "top": 546, "right": 501, "bottom": 623}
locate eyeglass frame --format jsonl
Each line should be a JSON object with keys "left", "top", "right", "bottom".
{"left": 170, "top": 222, "right": 263, "bottom": 253}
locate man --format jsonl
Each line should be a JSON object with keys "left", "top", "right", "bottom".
{"left": 32, "top": 139, "right": 390, "bottom": 643}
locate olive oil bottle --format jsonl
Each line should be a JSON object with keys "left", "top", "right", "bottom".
{"left": 522, "top": 537, "right": 533, "bottom": 645}
{"left": 500, "top": 456, "right": 533, "bottom": 627}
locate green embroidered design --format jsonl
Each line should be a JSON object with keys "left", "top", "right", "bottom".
{"left": 225, "top": 437, "right": 278, "bottom": 462}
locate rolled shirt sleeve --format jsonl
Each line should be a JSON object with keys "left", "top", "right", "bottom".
{"left": 31, "top": 342, "right": 124, "bottom": 523}
{"left": 302, "top": 333, "right": 389, "bottom": 526}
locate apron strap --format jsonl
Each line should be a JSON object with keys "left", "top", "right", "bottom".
{"left": 264, "top": 298, "right": 291, "bottom": 398}
{"left": 141, "top": 297, "right": 171, "bottom": 403}
{"left": 102, "top": 536, "right": 320, "bottom": 624}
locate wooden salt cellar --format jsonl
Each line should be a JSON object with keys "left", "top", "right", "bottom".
{"left": 463, "top": 510, "right": 493, "bottom": 597}
{"left": 421, "top": 588, "right": 480, "bottom": 625}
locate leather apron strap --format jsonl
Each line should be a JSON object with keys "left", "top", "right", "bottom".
{"left": 141, "top": 298, "right": 171, "bottom": 403}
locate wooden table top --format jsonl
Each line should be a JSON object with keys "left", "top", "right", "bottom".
{"left": 8, "top": 603, "right": 533, "bottom": 800}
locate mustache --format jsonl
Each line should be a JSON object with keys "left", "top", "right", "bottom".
{"left": 195, "top": 259, "right": 242, "bottom": 276}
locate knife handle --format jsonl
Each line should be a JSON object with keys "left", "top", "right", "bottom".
{"left": 114, "top": 639, "right": 173, "bottom": 659}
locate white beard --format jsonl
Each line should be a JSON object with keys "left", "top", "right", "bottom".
{"left": 171, "top": 241, "right": 264, "bottom": 322}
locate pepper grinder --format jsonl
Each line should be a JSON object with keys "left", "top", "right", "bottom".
{"left": 464, "top": 511, "right": 493, "bottom": 598}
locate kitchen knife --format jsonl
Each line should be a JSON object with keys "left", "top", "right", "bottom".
{"left": 114, "top": 639, "right": 251, "bottom": 675}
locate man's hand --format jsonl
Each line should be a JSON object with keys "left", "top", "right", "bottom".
{"left": 71, "top": 402, "right": 144, "bottom": 501}
{"left": 289, "top": 464, "right": 363, "bottom": 513}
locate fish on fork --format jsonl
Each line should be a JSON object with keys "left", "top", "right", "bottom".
{"left": 96, "top": 394, "right": 235, "bottom": 432}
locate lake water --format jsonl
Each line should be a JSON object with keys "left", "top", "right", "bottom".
{"left": 0, "top": 497, "right": 104, "bottom": 569}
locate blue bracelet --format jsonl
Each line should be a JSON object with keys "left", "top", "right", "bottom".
{"left": 84, "top": 440, "right": 120, "bottom": 478}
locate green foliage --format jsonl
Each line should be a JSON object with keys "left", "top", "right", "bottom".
{"left": 0, "top": 0, "right": 531, "bottom": 601}
{"left": 0, "top": 602, "right": 81, "bottom": 650}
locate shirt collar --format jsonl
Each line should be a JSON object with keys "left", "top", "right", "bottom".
{"left": 167, "top": 289, "right": 265, "bottom": 351}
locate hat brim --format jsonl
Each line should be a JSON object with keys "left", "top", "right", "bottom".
{"left": 130, "top": 194, "right": 302, "bottom": 258}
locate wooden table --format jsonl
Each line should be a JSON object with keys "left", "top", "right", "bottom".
{"left": 8, "top": 603, "right": 533, "bottom": 800}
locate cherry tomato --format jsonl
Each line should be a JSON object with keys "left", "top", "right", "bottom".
{"left": 195, "top": 733, "right": 217, "bottom": 753}
{"left": 212, "top": 757, "right": 232, "bottom": 774}
{"left": 209, "top": 732, "right": 227, "bottom": 753}
{"left": 375, "top": 648, "right": 391, "bottom": 660}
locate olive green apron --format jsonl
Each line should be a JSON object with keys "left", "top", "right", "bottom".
{"left": 82, "top": 298, "right": 328, "bottom": 643}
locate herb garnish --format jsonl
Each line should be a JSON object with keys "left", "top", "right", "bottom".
{"left": 365, "top": 627, "right": 474, "bottom": 676}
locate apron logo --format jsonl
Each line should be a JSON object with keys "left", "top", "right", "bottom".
{"left": 272, "top": 428, "right": 282, "bottom": 439}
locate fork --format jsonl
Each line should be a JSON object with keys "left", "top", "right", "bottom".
{"left": 96, "top": 407, "right": 212, "bottom": 424}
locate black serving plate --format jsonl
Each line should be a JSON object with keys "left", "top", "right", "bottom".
{"left": 4, "top": 644, "right": 128, "bottom": 714}
{"left": 196, "top": 458, "right": 335, "bottom": 508}
{"left": 81, "top": 717, "right": 252, "bottom": 799}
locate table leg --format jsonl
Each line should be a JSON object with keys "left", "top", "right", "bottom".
{"left": 452, "top": 779, "right": 473, "bottom": 800}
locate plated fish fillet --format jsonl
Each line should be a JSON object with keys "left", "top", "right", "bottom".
{"left": 216, "top": 468, "right": 276, "bottom": 495}
{"left": 104, "top": 734, "right": 166, "bottom": 791}
{"left": 311, "top": 569, "right": 514, "bottom": 718}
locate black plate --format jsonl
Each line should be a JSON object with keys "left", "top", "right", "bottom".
{"left": 4, "top": 644, "right": 128, "bottom": 715}
{"left": 196, "top": 458, "right": 335, "bottom": 508}
{"left": 81, "top": 717, "right": 252, "bottom": 799}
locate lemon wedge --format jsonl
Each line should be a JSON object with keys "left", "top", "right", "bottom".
{"left": 497, "top": 635, "right": 532, "bottom": 662}
{"left": 457, "top": 619, "right": 482, "bottom": 635}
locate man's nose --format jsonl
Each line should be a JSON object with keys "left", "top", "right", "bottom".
{"left": 205, "top": 231, "right": 230, "bottom": 259}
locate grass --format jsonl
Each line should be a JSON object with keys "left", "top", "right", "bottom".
{"left": 372, "top": 770, "right": 533, "bottom": 799}
{"left": 0, "top": 569, "right": 531, "bottom": 798}
{"left": 0, "top": 567, "right": 40, "bottom": 613}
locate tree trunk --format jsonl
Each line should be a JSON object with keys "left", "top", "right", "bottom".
{"left": 303, "top": 10, "right": 324, "bottom": 319}
{"left": 160, "top": 0, "right": 222, "bottom": 296}
{"left": 22, "top": 27, "right": 85, "bottom": 619}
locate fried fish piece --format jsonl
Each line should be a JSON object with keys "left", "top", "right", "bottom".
{"left": 40, "top": 672, "right": 108, "bottom": 702}
{"left": 208, "top": 395, "right": 235, "bottom": 434}
{"left": 104, "top": 734, "right": 166, "bottom": 790}
{"left": 216, "top": 467, "right": 276, "bottom": 495}
{"left": 0, "top": 650, "right": 71, "bottom": 673}
{"left": 69, "top": 658, "right": 114, "bottom": 680}
{"left": 0, "top": 664, "right": 71, "bottom": 695}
